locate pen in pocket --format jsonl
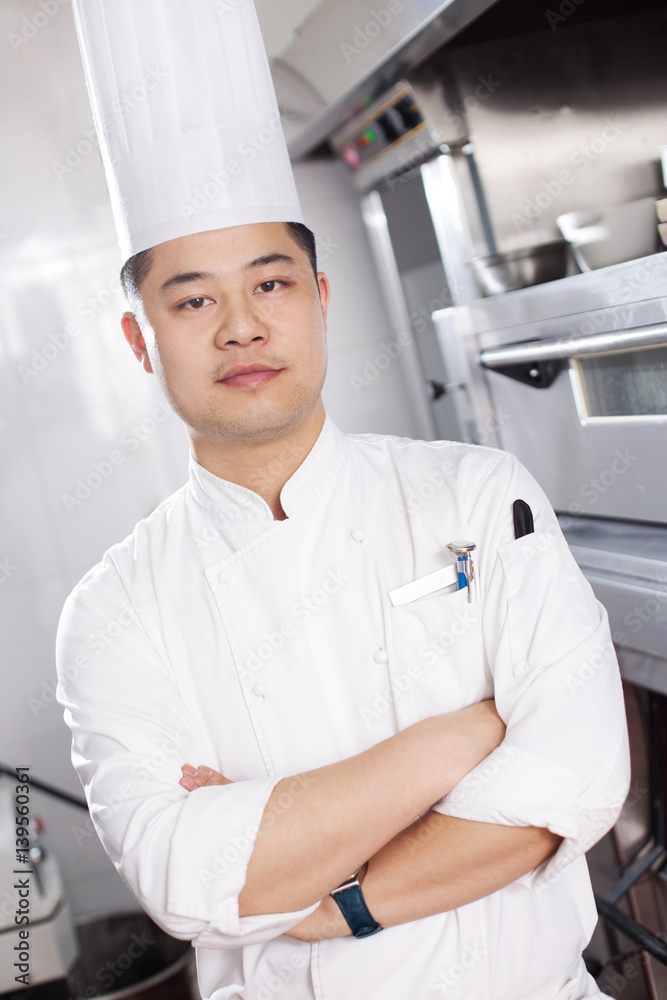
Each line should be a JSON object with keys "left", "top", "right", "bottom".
{"left": 513, "top": 499, "right": 535, "bottom": 538}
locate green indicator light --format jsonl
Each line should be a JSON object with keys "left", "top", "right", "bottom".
{"left": 365, "top": 129, "right": 378, "bottom": 142}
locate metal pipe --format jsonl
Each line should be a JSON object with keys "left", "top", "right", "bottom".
{"left": 0, "top": 765, "right": 88, "bottom": 810}
{"left": 595, "top": 893, "right": 667, "bottom": 965}
{"left": 461, "top": 143, "right": 498, "bottom": 256}
{"left": 479, "top": 323, "right": 667, "bottom": 368}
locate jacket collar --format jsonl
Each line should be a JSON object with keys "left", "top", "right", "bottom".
{"left": 187, "top": 412, "right": 350, "bottom": 523}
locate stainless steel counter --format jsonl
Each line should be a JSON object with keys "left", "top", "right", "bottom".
{"left": 560, "top": 515, "right": 667, "bottom": 693}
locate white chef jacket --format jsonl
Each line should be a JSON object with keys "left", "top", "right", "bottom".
{"left": 56, "top": 414, "right": 630, "bottom": 1000}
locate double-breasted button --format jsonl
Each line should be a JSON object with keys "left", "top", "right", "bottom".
{"left": 216, "top": 572, "right": 230, "bottom": 596}
{"left": 351, "top": 526, "right": 366, "bottom": 542}
{"left": 252, "top": 682, "right": 267, "bottom": 697}
{"left": 373, "top": 648, "right": 388, "bottom": 664}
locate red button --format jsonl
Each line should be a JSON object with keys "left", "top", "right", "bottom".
{"left": 343, "top": 144, "right": 361, "bottom": 168}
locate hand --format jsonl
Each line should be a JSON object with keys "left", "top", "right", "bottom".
{"left": 179, "top": 764, "right": 234, "bottom": 791}
{"left": 283, "top": 891, "right": 352, "bottom": 942}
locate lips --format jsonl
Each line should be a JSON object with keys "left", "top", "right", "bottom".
{"left": 218, "top": 364, "right": 283, "bottom": 388}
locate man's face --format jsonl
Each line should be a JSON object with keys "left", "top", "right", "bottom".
{"left": 126, "top": 222, "right": 329, "bottom": 447}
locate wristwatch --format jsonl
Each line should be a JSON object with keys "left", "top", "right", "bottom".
{"left": 330, "top": 866, "right": 383, "bottom": 938}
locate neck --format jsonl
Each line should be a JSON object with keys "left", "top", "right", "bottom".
{"left": 190, "top": 402, "right": 326, "bottom": 520}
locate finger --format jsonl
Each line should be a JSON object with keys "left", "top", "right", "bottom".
{"left": 196, "top": 765, "right": 233, "bottom": 786}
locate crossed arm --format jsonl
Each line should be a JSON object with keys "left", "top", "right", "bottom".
{"left": 179, "top": 702, "right": 562, "bottom": 942}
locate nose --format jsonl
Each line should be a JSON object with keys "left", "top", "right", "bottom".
{"left": 214, "top": 296, "right": 267, "bottom": 349}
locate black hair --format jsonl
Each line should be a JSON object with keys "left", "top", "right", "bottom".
{"left": 119, "top": 221, "right": 318, "bottom": 306}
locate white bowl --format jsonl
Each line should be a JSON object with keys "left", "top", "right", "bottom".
{"left": 556, "top": 196, "right": 659, "bottom": 271}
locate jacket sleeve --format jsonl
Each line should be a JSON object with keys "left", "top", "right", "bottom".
{"left": 430, "top": 452, "right": 631, "bottom": 889}
{"left": 55, "top": 566, "right": 318, "bottom": 948}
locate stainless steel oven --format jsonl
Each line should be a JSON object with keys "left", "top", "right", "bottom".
{"left": 432, "top": 253, "right": 667, "bottom": 524}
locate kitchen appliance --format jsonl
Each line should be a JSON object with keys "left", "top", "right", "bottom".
{"left": 0, "top": 780, "right": 78, "bottom": 991}
{"left": 271, "top": 0, "right": 500, "bottom": 159}
{"left": 433, "top": 252, "right": 667, "bottom": 517}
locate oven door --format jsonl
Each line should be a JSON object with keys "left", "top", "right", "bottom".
{"left": 481, "top": 321, "right": 667, "bottom": 523}
{"left": 433, "top": 261, "right": 667, "bottom": 524}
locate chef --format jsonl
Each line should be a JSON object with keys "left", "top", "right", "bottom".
{"left": 56, "top": 2, "right": 631, "bottom": 999}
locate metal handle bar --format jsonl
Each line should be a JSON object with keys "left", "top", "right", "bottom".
{"left": 479, "top": 322, "right": 667, "bottom": 369}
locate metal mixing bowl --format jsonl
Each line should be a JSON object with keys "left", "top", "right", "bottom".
{"left": 470, "top": 240, "right": 570, "bottom": 297}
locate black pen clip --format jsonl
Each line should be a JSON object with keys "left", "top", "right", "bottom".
{"left": 513, "top": 499, "right": 534, "bottom": 539}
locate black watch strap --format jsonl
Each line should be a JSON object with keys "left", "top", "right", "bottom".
{"left": 330, "top": 871, "right": 383, "bottom": 938}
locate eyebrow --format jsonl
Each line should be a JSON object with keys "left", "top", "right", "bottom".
{"left": 159, "top": 271, "right": 214, "bottom": 293}
{"left": 244, "top": 253, "right": 297, "bottom": 271}
{"left": 158, "top": 253, "right": 298, "bottom": 294}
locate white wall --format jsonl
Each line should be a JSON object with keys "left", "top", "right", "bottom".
{"left": 0, "top": 1, "right": 420, "bottom": 917}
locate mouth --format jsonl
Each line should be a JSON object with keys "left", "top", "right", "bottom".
{"left": 217, "top": 364, "right": 284, "bottom": 388}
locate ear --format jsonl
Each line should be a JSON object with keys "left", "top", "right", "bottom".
{"left": 316, "top": 272, "right": 330, "bottom": 329}
{"left": 121, "top": 312, "right": 154, "bottom": 374}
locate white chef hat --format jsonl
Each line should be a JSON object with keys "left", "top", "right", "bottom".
{"left": 72, "top": 0, "right": 304, "bottom": 264}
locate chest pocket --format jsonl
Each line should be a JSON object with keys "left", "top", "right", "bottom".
{"left": 387, "top": 572, "right": 489, "bottom": 717}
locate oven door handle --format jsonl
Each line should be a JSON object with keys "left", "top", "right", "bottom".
{"left": 479, "top": 322, "right": 667, "bottom": 368}
{"left": 478, "top": 323, "right": 667, "bottom": 388}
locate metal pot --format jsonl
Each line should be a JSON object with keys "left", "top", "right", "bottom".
{"left": 3, "top": 911, "right": 196, "bottom": 1000}
{"left": 470, "top": 240, "right": 571, "bottom": 297}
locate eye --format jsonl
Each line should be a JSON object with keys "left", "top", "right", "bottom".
{"left": 256, "top": 280, "right": 285, "bottom": 294}
{"left": 178, "top": 297, "right": 214, "bottom": 310}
